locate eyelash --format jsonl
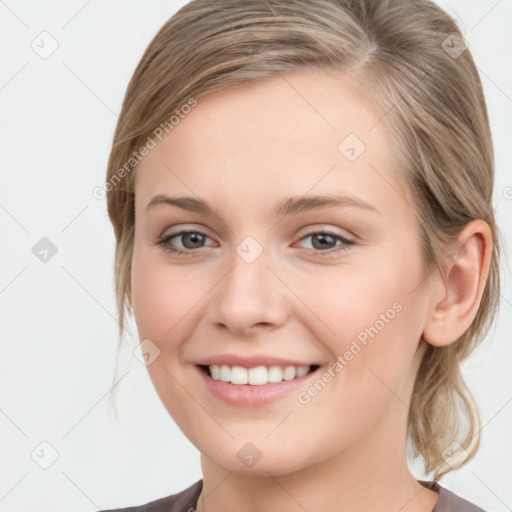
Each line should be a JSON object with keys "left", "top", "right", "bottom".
{"left": 154, "top": 229, "right": 355, "bottom": 258}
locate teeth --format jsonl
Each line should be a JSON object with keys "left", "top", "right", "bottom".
{"left": 210, "top": 364, "right": 221, "bottom": 380}
{"left": 267, "top": 366, "right": 282, "bottom": 383}
{"left": 231, "top": 366, "right": 248, "bottom": 385}
{"left": 296, "top": 365, "right": 310, "bottom": 378}
{"left": 248, "top": 365, "right": 267, "bottom": 385}
{"left": 283, "top": 366, "right": 296, "bottom": 380}
{"left": 208, "top": 364, "right": 311, "bottom": 385}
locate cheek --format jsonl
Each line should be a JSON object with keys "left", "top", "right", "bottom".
{"left": 131, "top": 248, "right": 206, "bottom": 344}
{"left": 290, "top": 299, "right": 422, "bottom": 463}
{"left": 291, "top": 257, "right": 418, "bottom": 339}
{"left": 130, "top": 251, "right": 209, "bottom": 426}
{"left": 294, "top": 253, "right": 426, "bottom": 400}
{"left": 131, "top": 259, "right": 175, "bottom": 342}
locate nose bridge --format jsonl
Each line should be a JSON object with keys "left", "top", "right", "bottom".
{"left": 207, "top": 238, "right": 287, "bottom": 333}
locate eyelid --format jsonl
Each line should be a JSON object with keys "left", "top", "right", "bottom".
{"left": 296, "top": 224, "right": 355, "bottom": 242}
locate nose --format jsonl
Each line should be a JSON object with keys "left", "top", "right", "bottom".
{"left": 206, "top": 246, "right": 289, "bottom": 337}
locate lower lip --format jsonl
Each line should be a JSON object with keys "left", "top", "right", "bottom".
{"left": 197, "top": 365, "right": 320, "bottom": 407}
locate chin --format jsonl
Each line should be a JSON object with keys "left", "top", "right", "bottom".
{"left": 197, "top": 434, "right": 320, "bottom": 477}
{"left": 207, "top": 452, "right": 308, "bottom": 477}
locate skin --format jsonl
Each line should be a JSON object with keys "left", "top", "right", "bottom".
{"left": 131, "top": 68, "right": 492, "bottom": 512}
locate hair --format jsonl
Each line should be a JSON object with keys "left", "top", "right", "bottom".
{"left": 104, "top": 0, "right": 501, "bottom": 481}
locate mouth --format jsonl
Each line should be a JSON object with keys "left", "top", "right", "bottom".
{"left": 198, "top": 364, "right": 320, "bottom": 385}
{"left": 197, "top": 363, "right": 322, "bottom": 407}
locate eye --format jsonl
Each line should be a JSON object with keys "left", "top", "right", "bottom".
{"left": 154, "top": 229, "right": 215, "bottom": 256}
{"left": 295, "top": 230, "right": 355, "bottom": 256}
{"left": 154, "top": 228, "right": 355, "bottom": 257}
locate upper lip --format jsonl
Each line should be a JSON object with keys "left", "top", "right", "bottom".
{"left": 197, "top": 354, "right": 319, "bottom": 368}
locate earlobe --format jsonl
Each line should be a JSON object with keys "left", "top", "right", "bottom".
{"left": 422, "top": 219, "right": 493, "bottom": 347}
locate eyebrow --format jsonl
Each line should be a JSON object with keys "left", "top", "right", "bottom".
{"left": 145, "top": 193, "right": 380, "bottom": 217}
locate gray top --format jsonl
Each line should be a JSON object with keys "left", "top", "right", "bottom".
{"left": 419, "top": 480, "right": 485, "bottom": 511}
{"left": 99, "top": 479, "right": 485, "bottom": 511}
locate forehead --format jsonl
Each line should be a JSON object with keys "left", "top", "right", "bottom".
{"left": 134, "top": 68, "right": 411, "bottom": 215}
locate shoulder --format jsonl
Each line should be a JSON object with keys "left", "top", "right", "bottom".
{"left": 419, "top": 480, "right": 486, "bottom": 512}
{"left": 97, "top": 479, "right": 203, "bottom": 512}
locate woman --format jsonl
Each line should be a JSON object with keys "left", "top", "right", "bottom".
{"left": 99, "top": 0, "right": 501, "bottom": 510}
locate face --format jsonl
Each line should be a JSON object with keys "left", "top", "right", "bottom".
{"left": 131, "top": 68, "right": 431, "bottom": 476}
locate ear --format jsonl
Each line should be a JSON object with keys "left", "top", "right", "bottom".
{"left": 422, "top": 219, "right": 493, "bottom": 347}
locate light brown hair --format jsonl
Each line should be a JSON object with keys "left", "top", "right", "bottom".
{"left": 104, "top": 0, "right": 501, "bottom": 480}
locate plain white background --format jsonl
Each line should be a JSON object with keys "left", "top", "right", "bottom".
{"left": 0, "top": 1, "right": 510, "bottom": 511}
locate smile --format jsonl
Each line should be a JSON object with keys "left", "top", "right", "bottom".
{"left": 204, "top": 364, "right": 319, "bottom": 385}
{"left": 197, "top": 364, "right": 321, "bottom": 407}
